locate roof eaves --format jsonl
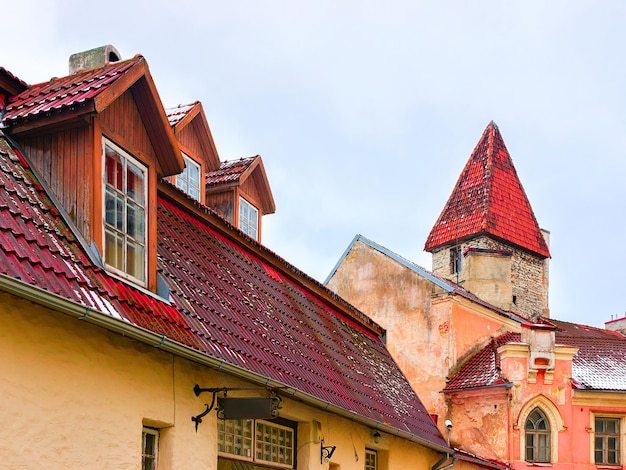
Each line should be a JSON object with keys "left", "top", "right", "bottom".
{"left": 0, "top": 271, "right": 450, "bottom": 452}
{"left": 442, "top": 381, "right": 514, "bottom": 394}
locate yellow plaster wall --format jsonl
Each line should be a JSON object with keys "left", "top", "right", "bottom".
{"left": 0, "top": 292, "right": 217, "bottom": 468}
{"left": 0, "top": 291, "right": 447, "bottom": 470}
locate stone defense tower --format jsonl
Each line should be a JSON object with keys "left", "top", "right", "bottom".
{"left": 424, "top": 121, "right": 550, "bottom": 321}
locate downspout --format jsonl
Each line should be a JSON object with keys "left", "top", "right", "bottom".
{"left": 432, "top": 424, "right": 458, "bottom": 470}
{"left": 431, "top": 452, "right": 458, "bottom": 470}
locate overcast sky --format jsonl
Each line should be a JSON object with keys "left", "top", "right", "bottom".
{"left": 3, "top": 1, "right": 625, "bottom": 327}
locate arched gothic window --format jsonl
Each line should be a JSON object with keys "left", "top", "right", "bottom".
{"left": 525, "top": 408, "right": 551, "bottom": 463}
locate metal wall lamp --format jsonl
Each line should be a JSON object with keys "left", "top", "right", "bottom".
{"left": 321, "top": 440, "right": 336, "bottom": 463}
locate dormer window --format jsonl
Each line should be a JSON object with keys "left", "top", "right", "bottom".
{"left": 103, "top": 139, "right": 147, "bottom": 284}
{"left": 175, "top": 153, "right": 201, "bottom": 201}
{"left": 239, "top": 197, "right": 258, "bottom": 240}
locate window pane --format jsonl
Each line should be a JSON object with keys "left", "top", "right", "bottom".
{"left": 127, "top": 201, "right": 145, "bottom": 240}
{"left": 105, "top": 229, "right": 124, "bottom": 270}
{"left": 127, "top": 161, "right": 145, "bottom": 203}
{"left": 127, "top": 240, "right": 145, "bottom": 282}
{"left": 105, "top": 146, "right": 123, "bottom": 190}
{"left": 105, "top": 188, "right": 125, "bottom": 230}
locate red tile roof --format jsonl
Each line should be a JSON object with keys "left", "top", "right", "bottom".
{"left": 0, "top": 129, "right": 447, "bottom": 449}
{"left": 206, "top": 157, "right": 257, "bottom": 186}
{"left": 444, "top": 333, "right": 519, "bottom": 391}
{"left": 166, "top": 102, "right": 197, "bottom": 127}
{"left": 3, "top": 57, "right": 141, "bottom": 125}
{"left": 445, "top": 320, "right": 626, "bottom": 392}
{"left": 425, "top": 122, "right": 550, "bottom": 258}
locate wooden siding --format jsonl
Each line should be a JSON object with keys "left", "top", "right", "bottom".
{"left": 16, "top": 126, "right": 94, "bottom": 240}
{"left": 99, "top": 90, "right": 157, "bottom": 168}
{"left": 176, "top": 124, "right": 203, "bottom": 161}
{"left": 205, "top": 190, "right": 235, "bottom": 224}
{"left": 240, "top": 176, "right": 263, "bottom": 214}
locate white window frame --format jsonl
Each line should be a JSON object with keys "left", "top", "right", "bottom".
{"left": 593, "top": 414, "right": 623, "bottom": 466}
{"left": 239, "top": 197, "right": 259, "bottom": 240}
{"left": 142, "top": 427, "right": 159, "bottom": 470}
{"left": 218, "top": 418, "right": 295, "bottom": 469}
{"left": 175, "top": 153, "right": 201, "bottom": 201}
{"left": 365, "top": 448, "right": 378, "bottom": 470}
{"left": 102, "top": 138, "right": 148, "bottom": 285}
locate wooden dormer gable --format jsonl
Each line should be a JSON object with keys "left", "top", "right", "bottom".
{"left": 2, "top": 47, "right": 184, "bottom": 293}
{"left": 4, "top": 54, "right": 183, "bottom": 177}
{"left": 205, "top": 155, "right": 276, "bottom": 241}
{"left": 166, "top": 101, "right": 220, "bottom": 204}
{"left": 0, "top": 67, "right": 28, "bottom": 98}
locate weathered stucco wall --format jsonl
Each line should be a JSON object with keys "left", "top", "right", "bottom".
{"left": 0, "top": 291, "right": 444, "bottom": 470}
{"left": 326, "top": 240, "right": 451, "bottom": 415}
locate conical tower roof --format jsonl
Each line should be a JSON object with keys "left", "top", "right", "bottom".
{"left": 424, "top": 121, "right": 550, "bottom": 258}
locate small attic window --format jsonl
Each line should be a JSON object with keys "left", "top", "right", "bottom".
{"left": 103, "top": 139, "right": 147, "bottom": 284}
{"left": 239, "top": 197, "right": 258, "bottom": 240}
{"left": 175, "top": 153, "right": 201, "bottom": 201}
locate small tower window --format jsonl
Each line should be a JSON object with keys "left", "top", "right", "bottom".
{"left": 450, "top": 246, "right": 462, "bottom": 274}
{"left": 239, "top": 197, "right": 258, "bottom": 240}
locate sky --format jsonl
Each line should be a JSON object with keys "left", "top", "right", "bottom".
{"left": 2, "top": 1, "right": 625, "bottom": 327}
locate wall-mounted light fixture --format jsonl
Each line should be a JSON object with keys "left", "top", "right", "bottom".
{"left": 321, "top": 439, "right": 336, "bottom": 463}
{"left": 372, "top": 430, "right": 381, "bottom": 444}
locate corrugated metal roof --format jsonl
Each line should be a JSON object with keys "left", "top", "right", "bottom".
{"left": 425, "top": 121, "right": 550, "bottom": 259}
{"left": 0, "top": 130, "right": 447, "bottom": 448}
{"left": 3, "top": 57, "right": 141, "bottom": 124}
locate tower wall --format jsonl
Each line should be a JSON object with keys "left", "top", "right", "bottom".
{"left": 431, "top": 236, "right": 549, "bottom": 321}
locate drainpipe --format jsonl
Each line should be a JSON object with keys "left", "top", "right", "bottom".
{"left": 431, "top": 452, "right": 458, "bottom": 470}
{"left": 432, "top": 422, "right": 457, "bottom": 470}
